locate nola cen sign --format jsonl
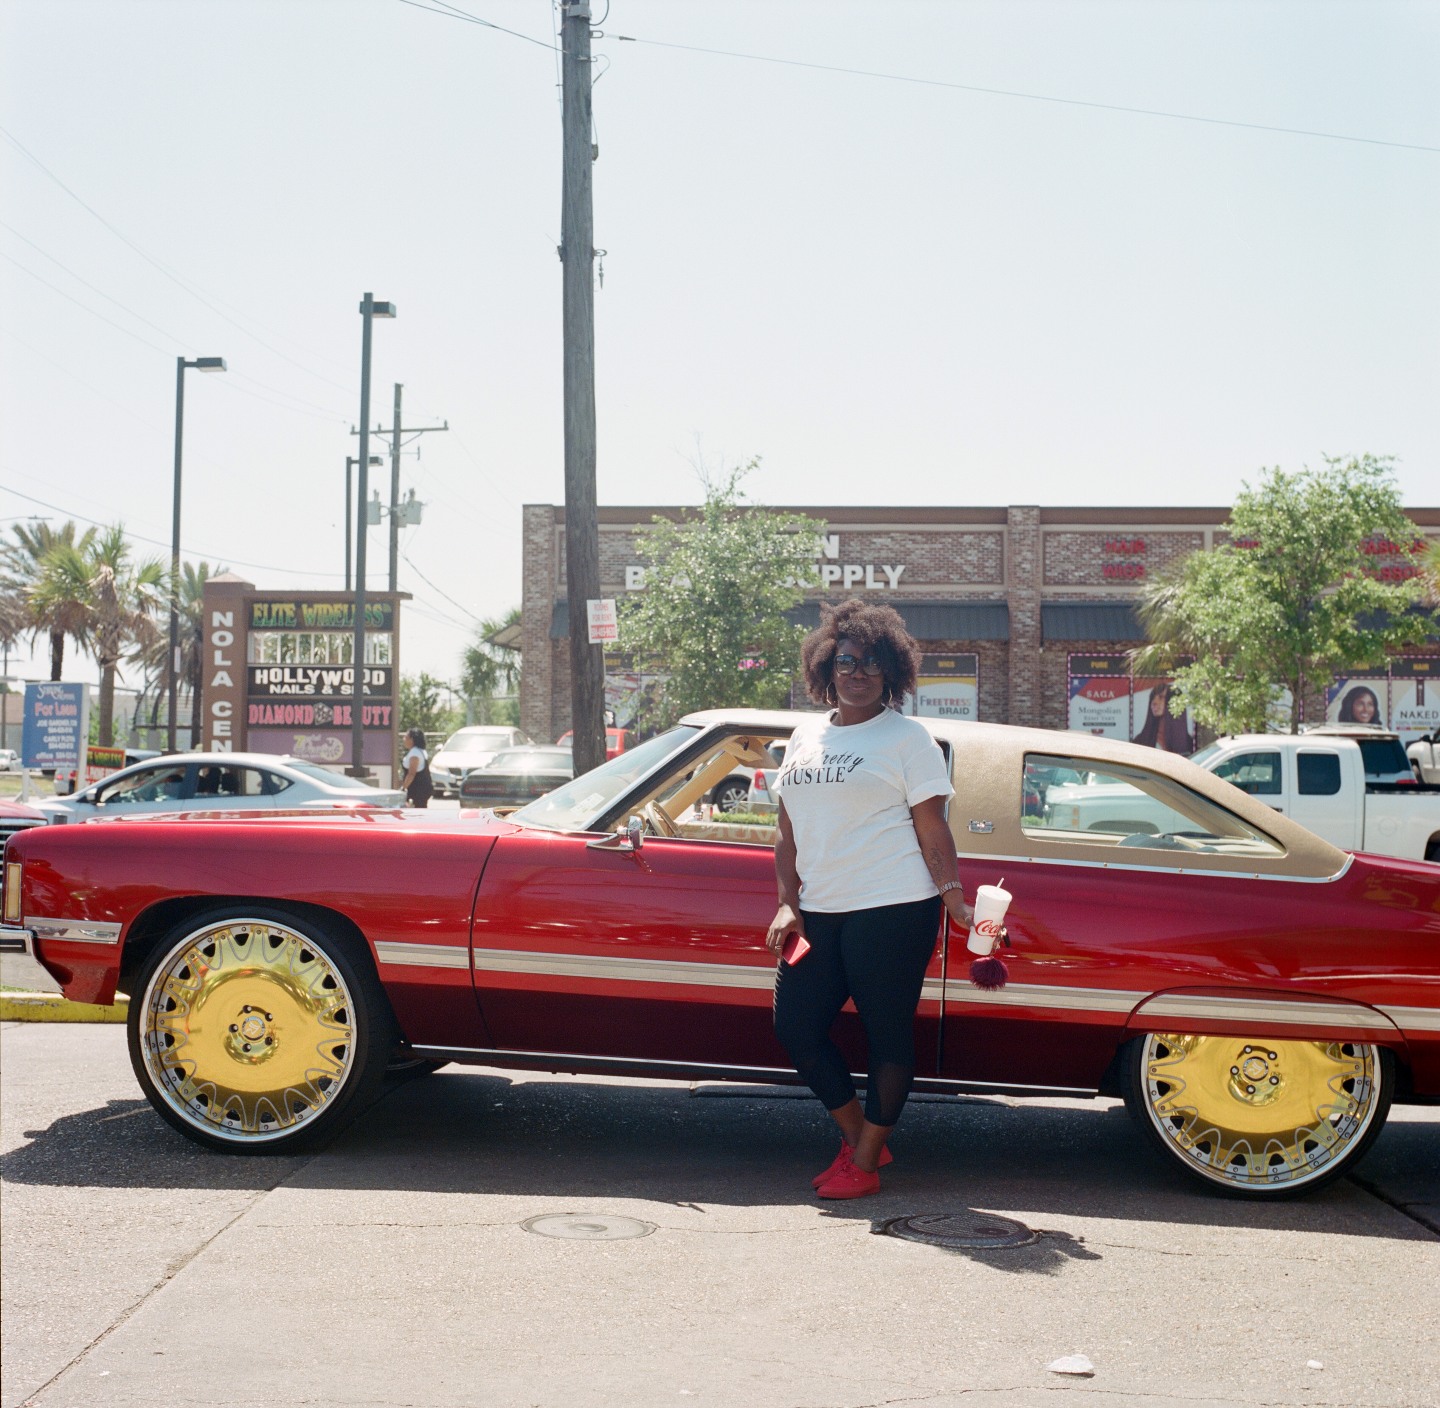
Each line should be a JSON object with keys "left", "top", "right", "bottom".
{"left": 200, "top": 580, "right": 407, "bottom": 771}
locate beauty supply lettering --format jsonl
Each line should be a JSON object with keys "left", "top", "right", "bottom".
{"left": 623, "top": 535, "right": 905, "bottom": 592}
{"left": 247, "top": 665, "right": 393, "bottom": 698}
{"left": 246, "top": 702, "right": 393, "bottom": 728}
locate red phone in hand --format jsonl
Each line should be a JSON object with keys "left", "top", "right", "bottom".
{"left": 782, "top": 932, "right": 811, "bottom": 965}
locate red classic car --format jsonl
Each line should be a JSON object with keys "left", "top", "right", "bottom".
{"left": 2, "top": 709, "right": 1436, "bottom": 1198}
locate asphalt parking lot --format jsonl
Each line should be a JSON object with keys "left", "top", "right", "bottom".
{"left": 2, "top": 1021, "right": 1437, "bottom": 1408}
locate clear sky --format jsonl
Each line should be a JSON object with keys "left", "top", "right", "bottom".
{"left": 3, "top": 0, "right": 1436, "bottom": 689}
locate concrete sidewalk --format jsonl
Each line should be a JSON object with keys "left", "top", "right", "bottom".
{"left": 3, "top": 1023, "right": 1438, "bottom": 1408}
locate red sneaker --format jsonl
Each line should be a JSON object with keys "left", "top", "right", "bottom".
{"left": 816, "top": 1160, "right": 881, "bottom": 1199}
{"left": 811, "top": 1140, "right": 893, "bottom": 1189}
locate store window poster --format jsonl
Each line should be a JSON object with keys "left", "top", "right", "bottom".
{"left": 907, "top": 654, "right": 979, "bottom": 720}
{"left": 1326, "top": 677, "right": 1388, "bottom": 729}
{"left": 1067, "top": 656, "right": 1131, "bottom": 738}
{"left": 1130, "top": 678, "right": 1194, "bottom": 753}
{"left": 1388, "top": 660, "right": 1440, "bottom": 746}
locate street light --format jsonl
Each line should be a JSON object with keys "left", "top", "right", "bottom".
{"left": 344, "top": 455, "right": 383, "bottom": 591}
{"left": 169, "top": 355, "right": 226, "bottom": 753}
{"left": 349, "top": 294, "right": 395, "bottom": 778}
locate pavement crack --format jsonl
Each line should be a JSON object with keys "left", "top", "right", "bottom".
{"left": 1350, "top": 1174, "right": 1440, "bottom": 1238}
{"left": 16, "top": 1150, "right": 327, "bottom": 1406}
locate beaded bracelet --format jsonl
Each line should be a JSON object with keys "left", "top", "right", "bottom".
{"left": 938, "top": 880, "right": 965, "bottom": 897}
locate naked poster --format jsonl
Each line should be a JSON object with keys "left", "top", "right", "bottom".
{"left": 1388, "top": 659, "right": 1440, "bottom": 747}
{"left": 1326, "top": 677, "right": 1388, "bottom": 729}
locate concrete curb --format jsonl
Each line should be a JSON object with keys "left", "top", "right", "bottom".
{"left": 0, "top": 991, "right": 128, "bottom": 1023}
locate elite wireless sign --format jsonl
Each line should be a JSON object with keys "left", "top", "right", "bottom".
{"left": 21, "top": 681, "right": 90, "bottom": 772}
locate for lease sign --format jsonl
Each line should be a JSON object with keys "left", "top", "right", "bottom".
{"left": 21, "top": 681, "right": 89, "bottom": 771}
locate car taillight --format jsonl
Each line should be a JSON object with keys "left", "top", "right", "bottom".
{"left": 753, "top": 771, "right": 766, "bottom": 790}
{"left": 4, "top": 860, "right": 21, "bottom": 923}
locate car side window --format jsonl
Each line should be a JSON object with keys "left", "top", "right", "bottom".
{"left": 258, "top": 770, "right": 292, "bottom": 796}
{"left": 1211, "top": 751, "right": 1282, "bottom": 796}
{"left": 1296, "top": 751, "right": 1342, "bottom": 796}
{"left": 100, "top": 766, "right": 188, "bottom": 805}
{"left": 1023, "top": 752, "right": 1284, "bottom": 857}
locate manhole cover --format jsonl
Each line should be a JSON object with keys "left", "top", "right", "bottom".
{"left": 880, "top": 1212, "right": 1038, "bottom": 1249}
{"left": 521, "top": 1213, "right": 656, "bottom": 1241}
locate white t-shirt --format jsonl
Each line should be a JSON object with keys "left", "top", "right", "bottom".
{"left": 403, "top": 746, "right": 427, "bottom": 776}
{"left": 777, "top": 707, "right": 954, "bottom": 913}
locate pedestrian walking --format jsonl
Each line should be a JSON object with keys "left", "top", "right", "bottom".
{"left": 766, "top": 599, "right": 973, "bottom": 1199}
{"left": 400, "top": 727, "right": 434, "bottom": 808}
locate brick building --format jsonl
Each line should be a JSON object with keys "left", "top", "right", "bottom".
{"left": 520, "top": 504, "right": 1440, "bottom": 744}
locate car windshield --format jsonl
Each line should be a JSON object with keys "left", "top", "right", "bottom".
{"left": 510, "top": 725, "right": 698, "bottom": 832}
{"left": 445, "top": 731, "right": 513, "bottom": 753}
{"left": 281, "top": 761, "right": 371, "bottom": 790}
{"left": 489, "top": 748, "right": 569, "bottom": 768}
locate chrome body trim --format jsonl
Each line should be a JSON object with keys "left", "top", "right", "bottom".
{"left": 406, "top": 1043, "right": 1096, "bottom": 1097}
{"left": 1135, "top": 993, "right": 1398, "bottom": 1030}
{"left": 1375, "top": 1004, "right": 1440, "bottom": 1035}
{"left": 471, "top": 946, "right": 778, "bottom": 991}
{"left": 375, "top": 941, "right": 470, "bottom": 970}
{"left": 958, "top": 850, "right": 1355, "bottom": 885}
{"left": 25, "top": 917, "right": 122, "bottom": 945}
{"left": 0, "top": 924, "right": 35, "bottom": 956}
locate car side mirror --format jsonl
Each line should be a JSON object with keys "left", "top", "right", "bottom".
{"left": 586, "top": 815, "right": 644, "bottom": 853}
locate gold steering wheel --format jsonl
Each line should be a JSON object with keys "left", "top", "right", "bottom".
{"left": 642, "top": 801, "right": 678, "bottom": 838}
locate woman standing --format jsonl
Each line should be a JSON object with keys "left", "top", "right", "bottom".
{"left": 767, "top": 599, "right": 973, "bottom": 1200}
{"left": 400, "top": 727, "right": 433, "bottom": 808}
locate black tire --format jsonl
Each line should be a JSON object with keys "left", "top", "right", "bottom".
{"left": 1119, "top": 1032, "right": 1393, "bottom": 1198}
{"left": 711, "top": 776, "right": 750, "bottom": 813}
{"left": 127, "top": 906, "right": 395, "bottom": 1154}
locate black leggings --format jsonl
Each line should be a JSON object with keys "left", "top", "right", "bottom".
{"left": 773, "top": 896, "right": 941, "bottom": 1127}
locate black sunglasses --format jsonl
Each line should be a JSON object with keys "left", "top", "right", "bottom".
{"left": 834, "top": 652, "right": 883, "bottom": 677}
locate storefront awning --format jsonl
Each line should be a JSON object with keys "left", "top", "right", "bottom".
{"left": 1041, "top": 602, "right": 1144, "bottom": 642}
{"left": 786, "top": 600, "right": 1010, "bottom": 641}
{"left": 551, "top": 599, "right": 1010, "bottom": 641}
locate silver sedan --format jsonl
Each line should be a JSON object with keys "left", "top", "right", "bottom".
{"left": 39, "top": 752, "right": 405, "bottom": 823}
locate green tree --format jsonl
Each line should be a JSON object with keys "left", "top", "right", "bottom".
{"left": 1135, "top": 455, "right": 1431, "bottom": 734}
{"left": 1, "top": 520, "right": 96, "bottom": 679}
{"left": 83, "top": 526, "right": 166, "bottom": 745}
{"left": 134, "top": 559, "right": 221, "bottom": 746}
{"left": 400, "top": 672, "right": 463, "bottom": 739}
{"left": 618, "top": 463, "right": 826, "bottom": 728}
{"left": 459, "top": 607, "right": 521, "bottom": 726}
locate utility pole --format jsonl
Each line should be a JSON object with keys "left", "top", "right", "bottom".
{"left": 389, "top": 385, "right": 402, "bottom": 593}
{"left": 560, "top": 0, "right": 605, "bottom": 778}
{"left": 350, "top": 396, "right": 447, "bottom": 591}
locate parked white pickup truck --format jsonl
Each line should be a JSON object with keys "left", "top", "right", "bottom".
{"left": 1409, "top": 732, "right": 1440, "bottom": 785}
{"left": 1042, "top": 733, "right": 1440, "bottom": 864}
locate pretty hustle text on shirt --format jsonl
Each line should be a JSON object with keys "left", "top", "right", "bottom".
{"left": 779, "top": 751, "right": 865, "bottom": 787}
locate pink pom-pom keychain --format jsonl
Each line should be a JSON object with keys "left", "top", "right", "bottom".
{"left": 968, "top": 930, "right": 1010, "bottom": 990}
{"left": 966, "top": 876, "right": 1012, "bottom": 990}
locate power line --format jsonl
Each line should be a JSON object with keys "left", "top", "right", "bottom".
{"left": 609, "top": 35, "right": 1440, "bottom": 156}
{"left": 0, "top": 481, "right": 347, "bottom": 581}
{"left": 395, "top": 0, "right": 564, "bottom": 52}
{"left": 0, "top": 322, "right": 167, "bottom": 431}
{"left": 0, "top": 124, "right": 360, "bottom": 390}
{"left": 399, "top": 548, "right": 485, "bottom": 627}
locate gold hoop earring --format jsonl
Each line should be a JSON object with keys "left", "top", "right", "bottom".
{"left": 826, "top": 682, "right": 838, "bottom": 706}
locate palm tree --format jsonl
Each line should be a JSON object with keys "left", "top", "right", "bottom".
{"left": 84, "top": 526, "right": 165, "bottom": 745}
{"left": 133, "top": 559, "right": 220, "bottom": 746}
{"left": 2, "top": 520, "right": 96, "bottom": 678}
{"left": 460, "top": 607, "right": 521, "bottom": 724}
{"left": 25, "top": 539, "right": 96, "bottom": 683}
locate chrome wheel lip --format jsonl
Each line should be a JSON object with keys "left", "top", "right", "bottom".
{"left": 138, "top": 916, "right": 359, "bottom": 1146}
{"left": 1137, "top": 1032, "right": 1384, "bottom": 1192}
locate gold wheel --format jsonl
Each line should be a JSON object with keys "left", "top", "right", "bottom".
{"left": 1129, "top": 1032, "right": 1390, "bottom": 1194}
{"left": 135, "top": 916, "right": 361, "bottom": 1147}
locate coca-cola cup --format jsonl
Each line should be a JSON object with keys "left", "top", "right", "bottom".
{"left": 966, "top": 882, "right": 1012, "bottom": 956}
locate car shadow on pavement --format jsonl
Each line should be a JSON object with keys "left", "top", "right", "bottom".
{"left": 4, "top": 1067, "right": 1435, "bottom": 1249}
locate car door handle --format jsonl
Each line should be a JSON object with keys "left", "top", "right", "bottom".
{"left": 1268, "top": 805, "right": 1284, "bottom": 813}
